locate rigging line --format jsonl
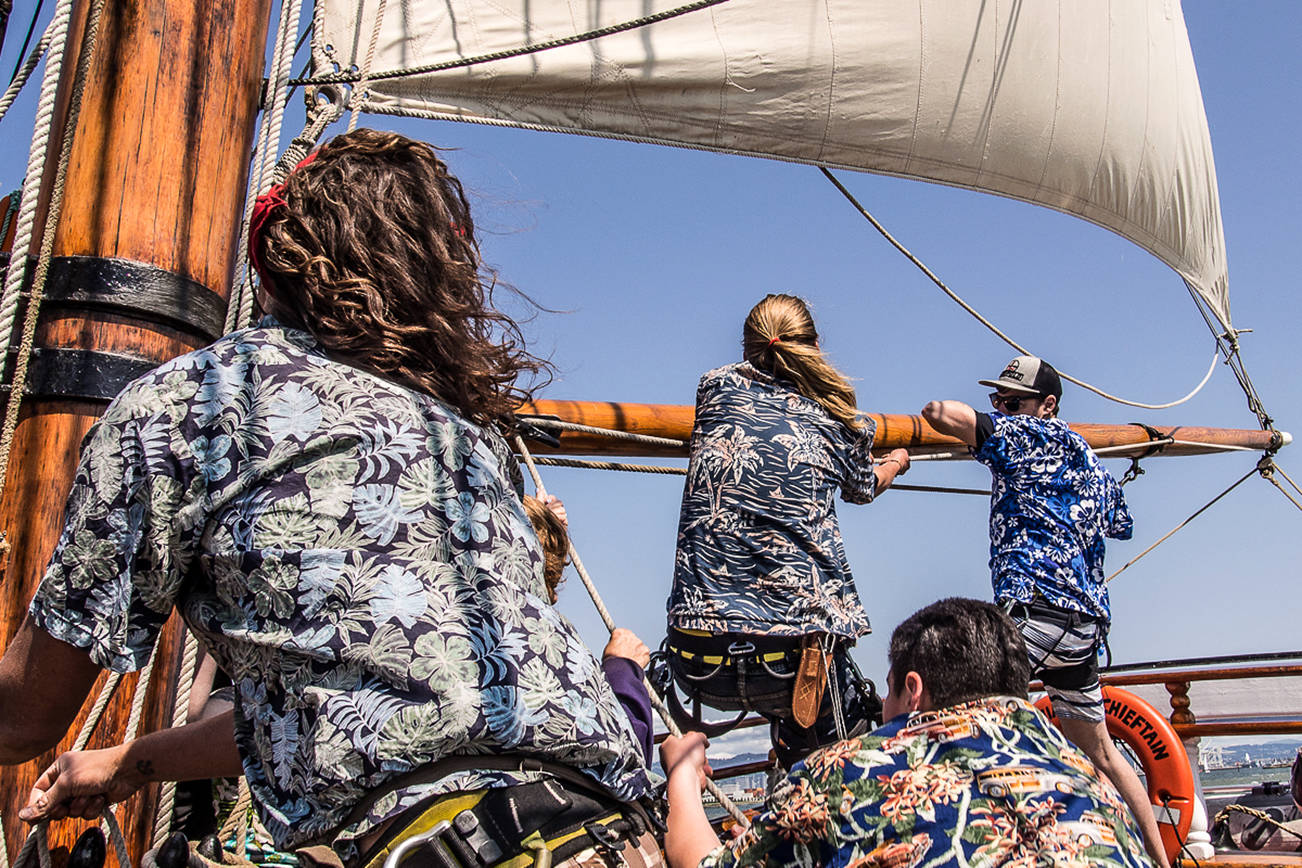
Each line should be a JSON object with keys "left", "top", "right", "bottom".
{"left": 347, "top": 0, "right": 388, "bottom": 133}
{"left": 1105, "top": 464, "right": 1257, "bottom": 585}
{"left": 513, "top": 434, "right": 750, "bottom": 826}
{"left": 528, "top": 455, "right": 991, "bottom": 495}
{"left": 227, "top": 0, "right": 308, "bottom": 332}
{"left": 818, "top": 167, "right": 1221, "bottom": 411}
{"left": 1259, "top": 460, "right": 1302, "bottom": 514}
{"left": 0, "top": 0, "right": 105, "bottom": 499}
{"left": 1184, "top": 284, "right": 1277, "bottom": 433}
{"left": 1272, "top": 462, "right": 1302, "bottom": 500}
{"left": 521, "top": 417, "right": 687, "bottom": 449}
{"left": 5, "top": 0, "right": 42, "bottom": 84}
{"left": 0, "top": 31, "right": 46, "bottom": 125}
{"left": 151, "top": 630, "right": 201, "bottom": 850}
{"left": 290, "top": 0, "right": 732, "bottom": 87}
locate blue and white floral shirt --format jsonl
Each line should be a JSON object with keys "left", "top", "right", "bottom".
{"left": 29, "top": 320, "right": 654, "bottom": 855}
{"left": 668, "top": 362, "right": 877, "bottom": 638}
{"left": 972, "top": 413, "right": 1133, "bottom": 622}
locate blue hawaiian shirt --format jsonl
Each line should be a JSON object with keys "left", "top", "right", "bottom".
{"left": 701, "top": 696, "right": 1152, "bottom": 868}
{"left": 972, "top": 413, "right": 1133, "bottom": 622}
{"left": 29, "top": 320, "right": 655, "bottom": 854}
{"left": 668, "top": 362, "right": 877, "bottom": 638}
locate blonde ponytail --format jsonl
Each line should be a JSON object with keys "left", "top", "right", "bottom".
{"left": 742, "top": 294, "right": 863, "bottom": 430}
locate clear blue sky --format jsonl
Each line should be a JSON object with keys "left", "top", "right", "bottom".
{"left": 1, "top": 1, "right": 1298, "bottom": 754}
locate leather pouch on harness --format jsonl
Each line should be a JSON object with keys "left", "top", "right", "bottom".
{"left": 790, "top": 636, "right": 829, "bottom": 729}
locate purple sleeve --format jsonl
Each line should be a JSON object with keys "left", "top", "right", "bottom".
{"left": 602, "top": 656, "right": 654, "bottom": 764}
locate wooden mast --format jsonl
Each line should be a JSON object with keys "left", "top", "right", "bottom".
{"left": 0, "top": 0, "right": 273, "bottom": 863}
{"left": 518, "top": 399, "right": 1289, "bottom": 459}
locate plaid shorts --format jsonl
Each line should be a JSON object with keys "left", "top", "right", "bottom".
{"left": 1008, "top": 602, "right": 1106, "bottom": 724}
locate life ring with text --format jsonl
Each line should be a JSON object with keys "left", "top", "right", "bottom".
{"left": 1036, "top": 685, "right": 1195, "bottom": 863}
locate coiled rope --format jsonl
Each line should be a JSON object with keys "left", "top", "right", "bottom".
{"left": 512, "top": 434, "right": 750, "bottom": 826}
{"left": 818, "top": 168, "right": 1221, "bottom": 411}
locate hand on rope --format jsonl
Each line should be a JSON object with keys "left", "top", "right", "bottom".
{"left": 18, "top": 747, "right": 140, "bottom": 824}
{"left": 511, "top": 434, "right": 751, "bottom": 827}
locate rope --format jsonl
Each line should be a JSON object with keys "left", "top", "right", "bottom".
{"left": 1106, "top": 464, "right": 1258, "bottom": 584}
{"left": 293, "top": 0, "right": 732, "bottom": 88}
{"left": 0, "top": 0, "right": 106, "bottom": 511}
{"left": 0, "top": 0, "right": 78, "bottom": 492}
{"left": 124, "top": 640, "right": 161, "bottom": 742}
{"left": 101, "top": 808, "right": 131, "bottom": 868}
{"left": 521, "top": 417, "right": 687, "bottom": 450}
{"left": 346, "top": 0, "right": 389, "bottom": 133}
{"left": 9, "top": 823, "right": 50, "bottom": 868}
{"left": 1212, "top": 804, "right": 1302, "bottom": 842}
{"left": 531, "top": 456, "right": 686, "bottom": 476}
{"left": 1259, "top": 459, "right": 1302, "bottom": 514}
{"left": 218, "top": 777, "right": 255, "bottom": 849}
{"left": 226, "top": 0, "right": 307, "bottom": 332}
{"left": 71, "top": 671, "right": 122, "bottom": 750}
{"left": 512, "top": 435, "right": 750, "bottom": 826}
{"left": 818, "top": 167, "right": 1222, "bottom": 411}
{"left": 0, "top": 31, "right": 47, "bottom": 125}
{"left": 528, "top": 455, "right": 989, "bottom": 495}
{"left": 152, "top": 630, "right": 202, "bottom": 850}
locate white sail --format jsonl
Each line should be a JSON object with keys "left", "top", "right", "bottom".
{"left": 320, "top": 0, "right": 1231, "bottom": 328}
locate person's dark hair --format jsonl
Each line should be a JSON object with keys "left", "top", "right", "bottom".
{"left": 888, "top": 598, "right": 1030, "bottom": 708}
{"left": 255, "top": 128, "right": 550, "bottom": 425}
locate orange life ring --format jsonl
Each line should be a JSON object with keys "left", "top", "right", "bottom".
{"left": 1036, "top": 685, "right": 1195, "bottom": 864}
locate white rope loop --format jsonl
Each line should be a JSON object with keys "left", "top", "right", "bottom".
{"left": 819, "top": 167, "right": 1223, "bottom": 411}
{"left": 0, "top": 32, "right": 50, "bottom": 125}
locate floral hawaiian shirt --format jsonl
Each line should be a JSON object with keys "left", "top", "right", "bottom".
{"left": 701, "top": 696, "right": 1152, "bottom": 868}
{"left": 972, "top": 413, "right": 1133, "bottom": 622}
{"left": 29, "top": 320, "right": 654, "bottom": 855}
{"left": 668, "top": 362, "right": 877, "bottom": 639}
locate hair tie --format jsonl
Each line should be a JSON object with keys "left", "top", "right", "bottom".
{"left": 248, "top": 150, "right": 319, "bottom": 292}
{"left": 767, "top": 335, "right": 783, "bottom": 348}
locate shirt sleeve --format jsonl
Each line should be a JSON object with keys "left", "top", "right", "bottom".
{"left": 601, "top": 656, "right": 654, "bottom": 764}
{"left": 973, "top": 412, "right": 995, "bottom": 449}
{"left": 839, "top": 418, "right": 878, "bottom": 505}
{"left": 1102, "top": 470, "right": 1134, "bottom": 541}
{"left": 27, "top": 384, "right": 198, "bottom": 673}
{"left": 699, "top": 766, "right": 838, "bottom": 868}
{"left": 971, "top": 412, "right": 1040, "bottom": 475}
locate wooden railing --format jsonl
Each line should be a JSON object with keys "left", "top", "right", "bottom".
{"left": 1098, "top": 658, "right": 1302, "bottom": 739}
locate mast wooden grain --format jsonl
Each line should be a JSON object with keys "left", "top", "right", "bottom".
{"left": 0, "top": 0, "right": 273, "bottom": 863}
{"left": 518, "top": 400, "right": 1286, "bottom": 459}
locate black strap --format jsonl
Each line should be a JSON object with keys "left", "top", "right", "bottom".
{"left": 329, "top": 754, "right": 652, "bottom": 848}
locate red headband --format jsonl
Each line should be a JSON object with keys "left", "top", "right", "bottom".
{"left": 247, "top": 150, "right": 318, "bottom": 292}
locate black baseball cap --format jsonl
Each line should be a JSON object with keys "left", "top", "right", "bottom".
{"left": 978, "top": 355, "right": 1062, "bottom": 400}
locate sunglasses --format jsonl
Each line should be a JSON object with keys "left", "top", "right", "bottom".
{"left": 989, "top": 392, "right": 1041, "bottom": 412}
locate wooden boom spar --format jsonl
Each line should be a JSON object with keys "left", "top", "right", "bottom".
{"left": 518, "top": 400, "right": 1290, "bottom": 460}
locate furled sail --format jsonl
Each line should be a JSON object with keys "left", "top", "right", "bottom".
{"left": 319, "top": 0, "right": 1231, "bottom": 328}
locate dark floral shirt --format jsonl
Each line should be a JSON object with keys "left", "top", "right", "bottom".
{"left": 668, "top": 362, "right": 876, "bottom": 638}
{"left": 29, "top": 320, "right": 654, "bottom": 855}
{"left": 972, "top": 414, "right": 1133, "bottom": 622}
{"left": 702, "top": 697, "right": 1152, "bottom": 868}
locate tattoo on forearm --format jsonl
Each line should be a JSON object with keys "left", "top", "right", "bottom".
{"left": 135, "top": 759, "right": 154, "bottom": 778}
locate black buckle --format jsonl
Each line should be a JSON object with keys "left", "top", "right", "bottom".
{"left": 726, "top": 640, "right": 756, "bottom": 657}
